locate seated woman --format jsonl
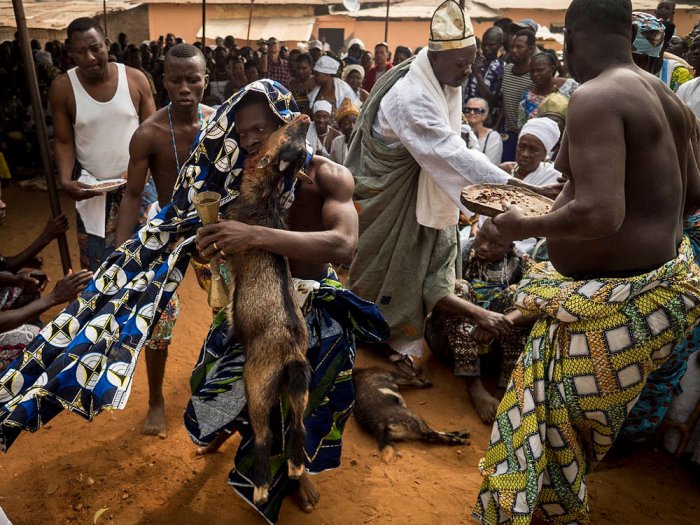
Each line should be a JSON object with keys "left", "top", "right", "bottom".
{"left": 499, "top": 117, "right": 562, "bottom": 256}
{"left": 425, "top": 219, "right": 536, "bottom": 424}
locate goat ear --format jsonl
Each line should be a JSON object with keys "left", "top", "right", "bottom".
{"left": 257, "top": 155, "right": 271, "bottom": 169}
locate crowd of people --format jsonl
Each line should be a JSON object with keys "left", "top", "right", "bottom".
{"left": 1, "top": 0, "right": 700, "bottom": 523}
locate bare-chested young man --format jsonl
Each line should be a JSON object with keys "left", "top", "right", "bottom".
{"left": 50, "top": 17, "right": 155, "bottom": 271}
{"left": 187, "top": 83, "right": 382, "bottom": 518}
{"left": 115, "top": 44, "right": 215, "bottom": 438}
{"left": 473, "top": 0, "right": 700, "bottom": 523}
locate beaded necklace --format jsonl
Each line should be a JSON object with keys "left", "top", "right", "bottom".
{"left": 168, "top": 102, "right": 204, "bottom": 175}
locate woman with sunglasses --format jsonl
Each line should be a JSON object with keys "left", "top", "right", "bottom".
{"left": 464, "top": 98, "right": 503, "bottom": 164}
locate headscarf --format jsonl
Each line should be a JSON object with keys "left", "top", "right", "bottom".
{"left": 312, "top": 100, "right": 333, "bottom": 115}
{"left": 342, "top": 64, "right": 365, "bottom": 83}
{"left": 336, "top": 97, "right": 360, "bottom": 122}
{"left": 313, "top": 56, "right": 340, "bottom": 75}
{"left": 537, "top": 93, "right": 569, "bottom": 121}
{"left": 519, "top": 117, "right": 561, "bottom": 154}
{"left": 632, "top": 12, "right": 665, "bottom": 58}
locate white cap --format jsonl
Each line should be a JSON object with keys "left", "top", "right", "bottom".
{"left": 519, "top": 117, "right": 561, "bottom": 154}
{"left": 312, "top": 100, "right": 333, "bottom": 115}
{"left": 313, "top": 56, "right": 340, "bottom": 75}
{"left": 429, "top": 0, "right": 476, "bottom": 52}
{"left": 308, "top": 39, "right": 323, "bottom": 51}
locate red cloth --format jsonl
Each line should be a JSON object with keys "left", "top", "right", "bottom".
{"left": 362, "top": 63, "right": 393, "bottom": 92}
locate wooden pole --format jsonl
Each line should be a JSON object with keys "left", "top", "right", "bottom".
{"left": 202, "top": 0, "right": 206, "bottom": 46}
{"left": 247, "top": 0, "right": 254, "bottom": 44}
{"left": 103, "top": 0, "right": 108, "bottom": 40}
{"left": 384, "top": 0, "right": 390, "bottom": 43}
{"left": 11, "top": 0, "right": 72, "bottom": 273}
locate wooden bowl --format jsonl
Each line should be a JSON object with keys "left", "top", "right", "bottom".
{"left": 460, "top": 183, "right": 553, "bottom": 217}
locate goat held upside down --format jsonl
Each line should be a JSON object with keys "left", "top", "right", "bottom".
{"left": 222, "top": 114, "right": 313, "bottom": 506}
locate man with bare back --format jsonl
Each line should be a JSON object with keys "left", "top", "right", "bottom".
{"left": 473, "top": 1, "right": 700, "bottom": 523}
{"left": 183, "top": 81, "right": 386, "bottom": 521}
{"left": 50, "top": 17, "right": 154, "bottom": 272}
{"left": 116, "top": 43, "right": 215, "bottom": 438}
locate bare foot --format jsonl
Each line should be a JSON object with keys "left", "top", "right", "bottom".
{"left": 293, "top": 472, "right": 320, "bottom": 513}
{"left": 465, "top": 377, "right": 501, "bottom": 424}
{"left": 143, "top": 401, "right": 167, "bottom": 438}
{"left": 195, "top": 431, "right": 233, "bottom": 455}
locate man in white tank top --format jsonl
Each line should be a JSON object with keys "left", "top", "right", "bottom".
{"left": 49, "top": 17, "right": 155, "bottom": 272}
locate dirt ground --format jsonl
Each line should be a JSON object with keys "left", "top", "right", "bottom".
{"left": 0, "top": 183, "right": 699, "bottom": 525}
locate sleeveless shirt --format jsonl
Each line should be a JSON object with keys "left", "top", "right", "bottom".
{"left": 67, "top": 63, "right": 139, "bottom": 179}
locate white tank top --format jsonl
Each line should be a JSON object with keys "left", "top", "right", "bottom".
{"left": 67, "top": 63, "right": 139, "bottom": 180}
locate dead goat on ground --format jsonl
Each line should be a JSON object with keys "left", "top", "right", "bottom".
{"left": 353, "top": 367, "right": 470, "bottom": 462}
{"left": 222, "top": 114, "right": 312, "bottom": 506}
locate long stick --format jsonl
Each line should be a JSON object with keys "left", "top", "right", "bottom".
{"left": 247, "top": 0, "right": 254, "bottom": 43}
{"left": 202, "top": 0, "right": 206, "bottom": 46}
{"left": 11, "top": 0, "right": 72, "bottom": 273}
{"left": 103, "top": 0, "right": 108, "bottom": 40}
{"left": 384, "top": 0, "right": 390, "bottom": 43}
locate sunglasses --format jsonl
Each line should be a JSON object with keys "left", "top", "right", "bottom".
{"left": 465, "top": 107, "right": 486, "bottom": 115}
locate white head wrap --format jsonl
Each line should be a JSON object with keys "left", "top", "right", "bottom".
{"left": 347, "top": 38, "right": 365, "bottom": 50}
{"left": 519, "top": 117, "right": 561, "bottom": 154}
{"left": 342, "top": 64, "right": 365, "bottom": 83}
{"left": 312, "top": 100, "right": 333, "bottom": 115}
{"left": 429, "top": 0, "right": 476, "bottom": 51}
{"left": 313, "top": 56, "right": 340, "bottom": 75}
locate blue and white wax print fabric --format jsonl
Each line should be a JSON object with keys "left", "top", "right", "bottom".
{"left": 0, "top": 80, "right": 300, "bottom": 451}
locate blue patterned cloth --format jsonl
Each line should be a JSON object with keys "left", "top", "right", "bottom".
{"left": 622, "top": 213, "right": 700, "bottom": 435}
{"left": 184, "top": 270, "right": 388, "bottom": 523}
{"left": 0, "top": 80, "right": 304, "bottom": 451}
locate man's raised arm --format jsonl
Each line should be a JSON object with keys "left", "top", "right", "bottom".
{"left": 493, "top": 89, "right": 627, "bottom": 241}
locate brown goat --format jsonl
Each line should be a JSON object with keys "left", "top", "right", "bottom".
{"left": 222, "top": 115, "right": 312, "bottom": 506}
{"left": 353, "top": 367, "right": 470, "bottom": 463}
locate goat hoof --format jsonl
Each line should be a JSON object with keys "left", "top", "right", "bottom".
{"left": 253, "top": 485, "right": 270, "bottom": 506}
{"left": 288, "top": 460, "right": 305, "bottom": 479}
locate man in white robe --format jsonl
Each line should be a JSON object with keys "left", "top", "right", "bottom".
{"left": 347, "top": 0, "right": 555, "bottom": 372}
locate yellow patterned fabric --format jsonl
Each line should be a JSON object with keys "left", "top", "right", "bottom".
{"left": 473, "top": 238, "right": 700, "bottom": 524}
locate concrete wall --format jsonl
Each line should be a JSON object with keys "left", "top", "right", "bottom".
{"left": 148, "top": 3, "right": 315, "bottom": 45}
{"left": 106, "top": 4, "right": 150, "bottom": 44}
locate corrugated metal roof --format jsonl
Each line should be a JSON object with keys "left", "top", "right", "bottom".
{"left": 335, "top": 0, "right": 500, "bottom": 20}
{"left": 0, "top": 1, "right": 141, "bottom": 30}
{"left": 476, "top": 0, "right": 698, "bottom": 11}
{"left": 141, "top": 0, "right": 334, "bottom": 4}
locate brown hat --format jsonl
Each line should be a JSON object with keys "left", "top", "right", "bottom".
{"left": 336, "top": 97, "right": 360, "bottom": 122}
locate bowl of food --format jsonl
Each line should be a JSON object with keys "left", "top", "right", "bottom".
{"left": 460, "top": 183, "right": 553, "bottom": 218}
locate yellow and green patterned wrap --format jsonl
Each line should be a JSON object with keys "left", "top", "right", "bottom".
{"left": 473, "top": 238, "right": 700, "bottom": 525}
